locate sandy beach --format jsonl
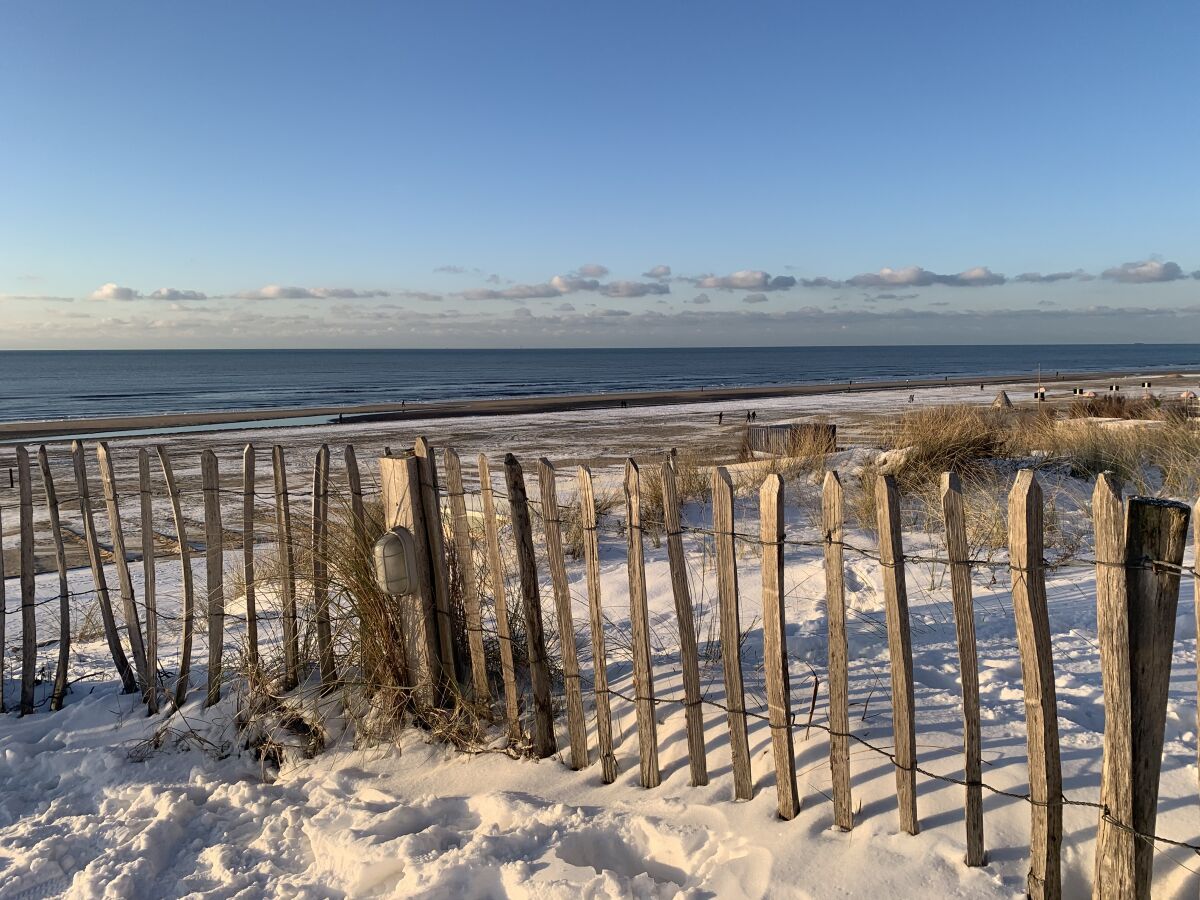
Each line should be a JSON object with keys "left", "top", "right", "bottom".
{"left": 2, "top": 365, "right": 1198, "bottom": 444}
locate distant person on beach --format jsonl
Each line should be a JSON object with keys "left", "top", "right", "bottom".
{"left": 746, "top": 411, "right": 751, "bottom": 422}
{"left": 718, "top": 412, "right": 723, "bottom": 424}
{"left": 908, "top": 394, "right": 914, "bottom": 403}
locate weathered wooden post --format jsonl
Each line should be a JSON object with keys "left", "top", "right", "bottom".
{"left": 38, "top": 446, "right": 71, "bottom": 711}
{"left": 625, "top": 459, "right": 661, "bottom": 787}
{"left": 822, "top": 471, "right": 853, "bottom": 830}
{"left": 480, "top": 455, "right": 520, "bottom": 735}
{"left": 713, "top": 466, "right": 753, "bottom": 800}
{"left": 578, "top": 465, "right": 618, "bottom": 782}
{"left": 97, "top": 442, "right": 151, "bottom": 698}
{"left": 414, "top": 437, "right": 458, "bottom": 688}
{"left": 1094, "top": 484, "right": 1190, "bottom": 899}
{"left": 344, "top": 444, "right": 366, "bottom": 541}
{"left": 876, "top": 473, "right": 918, "bottom": 835}
{"left": 157, "top": 446, "right": 194, "bottom": 706}
{"left": 380, "top": 451, "right": 441, "bottom": 705}
{"left": 272, "top": 445, "right": 299, "bottom": 689}
{"left": 201, "top": 450, "right": 225, "bottom": 707}
{"left": 446, "top": 448, "right": 490, "bottom": 702}
{"left": 242, "top": 444, "right": 257, "bottom": 672}
{"left": 312, "top": 445, "right": 335, "bottom": 688}
{"left": 940, "top": 472, "right": 984, "bottom": 865}
{"left": 73, "top": 441, "right": 136, "bottom": 694}
{"left": 539, "top": 458, "right": 589, "bottom": 770}
{"left": 504, "top": 454, "right": 556, "bottom": 758}
{"left": 17, "top": 447, "right": 36, "bottom": 715}
{"left": 661, "top": 460, "right": 707, "bottom": 786}
{"left": 1008, "top": 470, "right": 1061, "bottom": 900}
{"left": 760, "top": 473, "right": 799, "bottom": 819}
{"left": 138, "top": 448, "right": 159, "bottom": 713}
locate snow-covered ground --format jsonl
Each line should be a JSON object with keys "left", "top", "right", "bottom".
{"left": 1, "top": 420, "right": 1198, "bottom": 898}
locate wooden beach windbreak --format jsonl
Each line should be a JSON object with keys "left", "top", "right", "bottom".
{"left": 4, "top": 438, "right": 1197, "bottom": 900}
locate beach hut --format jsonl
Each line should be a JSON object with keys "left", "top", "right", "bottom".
{"left": 992, "top": 390, "right": 1013, "bottom": 410}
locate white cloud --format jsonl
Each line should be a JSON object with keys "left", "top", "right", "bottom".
{"left": 90, "top": 282, "right": 140, "bottom": 301}
{"left": 643, "top": 264, "right": 671, "bottom": 280}
{"left": 233, "top": 285, "right": 390, "bottom": 300}
{"left": 149, "top": 288, "right": 208, "bottom": 301}
{"left": 1101, "top": 260, "right": 1184, "bottom": 283}
{"left": 847, "top": 265, "right": 1005, "bottom": 288}
{"left": 1013, "top": 270, "right": 1090, "bottom": 284}
{"left": 601, "top": 280, "right": 670, "bottom": 298}
{"left": 691, "top": 270, "right": 796, "bottom": 291}
{"left": 742, "top": 293, "right": 769, "bottom": 304}
{"left": 574, "top": 263, "right": 609, "bottom": 278}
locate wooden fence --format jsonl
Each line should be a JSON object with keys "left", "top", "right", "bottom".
{"left": 0, "top": 437, "right": 1197, "bottom": 900}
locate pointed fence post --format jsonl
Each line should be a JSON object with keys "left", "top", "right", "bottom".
{"left": 875, "top": 473, "right": 918, "bottom": 835}
{"left": 539, "top": 458, "right": 589, "bottom": 769}
{"left": 822, "top": 471, "right": 853, "bottom": 830}
{"left": 713, "top": 466, "right": 753, "bottom": 800}
{"left": 272, "top": 445, "right": 299, "bottom": 690}
{"left": 1008, "top": 470, "right": 1061, "bottom": 900}
{"left": 201, "top": 450, "right": 225, "bottom": 707}
{"left": 480, "top": 455, "right": 520, "bottom": 735}
{"left": 661, "top": 460, "right": 707, "bottom": 785}
{"left": 504, "top": 454, "right": 556, "bottom": 758}
{"left": 138, "top": 449, "right": 160, "bottom": 713}
{"left": 73, "top": 441, "right": 136, "bottom": 694}
{"left": 344, "top": 444, "right": 367, "bottom": 542}
{"left": 446, "top": 448, "right": 490, "bottom": 702}
{"left": 157, "top": 446, "right": 194, "bottom": 706}
{"left": 16, "top": 447, "right": 36, "bottom": 715}
{"left": 97, "top": 441, "right": 151, "bottom": 697}
{"left": 578, "top": 465, "right": 618, "bottom": 783}
{"left": 624, "top": 459, "right": 660, "bottom": 787}
{"left": 760, "top": 473, "right": 799, "bottom": 819}
{"left": 242, "top": 444, "right": 258, "bottom": 672}
{"left": 940, "top": 472, "right": 984, "bottom": 865}
{"left": 37, "top": 446, "right": 71, "bottom": 711}
{"left": 1093, "top": 474, "right": 1134, "bottom": 898}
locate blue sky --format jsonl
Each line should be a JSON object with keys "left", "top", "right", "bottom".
{"left": 2, "top": 1, "right": 1198, "bottom": 348}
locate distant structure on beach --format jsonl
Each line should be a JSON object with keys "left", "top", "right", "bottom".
{"left": 992, "top": 390, "right": 1014, "bottom": 410}
{"left": 746, "top": 422, "right": 837, "bottom": 456}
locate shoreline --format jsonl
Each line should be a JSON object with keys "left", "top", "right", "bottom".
{"left": 2, "top": 365, "right": 1197, "bottom": 443}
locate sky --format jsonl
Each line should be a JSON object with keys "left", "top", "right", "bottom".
{"left": 1, "top": 1, "right": 1198, "bottom": 349}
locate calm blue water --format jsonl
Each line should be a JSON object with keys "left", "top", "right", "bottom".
{"left": 1, "top": 345, "right": 1199, "bottom": 422}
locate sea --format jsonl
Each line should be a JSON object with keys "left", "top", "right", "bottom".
{"left": 2, "top": 345, "right": 1199, "bottom": 423}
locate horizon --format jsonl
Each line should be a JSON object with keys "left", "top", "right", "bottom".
{"left": 3, "top": 340, "right": 1200, "bottom": 355}
{"left": 3, "top": 2, "right": 1199, "bottom": 348}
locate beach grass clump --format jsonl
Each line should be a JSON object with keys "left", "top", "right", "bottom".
{"left": 883, "top": 405, "right": 1008, "bottom": 490}
{"left": 1009, "top": 414, "right": 1200, "bottom": 497}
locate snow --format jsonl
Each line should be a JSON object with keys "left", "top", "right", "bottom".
{"left": 2, "top": 446, "right": 1198, "bottom": 898}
